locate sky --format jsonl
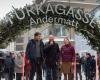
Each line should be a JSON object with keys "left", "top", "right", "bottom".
{"left": 0, "top": 0, "right": 100, "bottom": 19}
{"left": 0, "top": 0, "right": 33, "bottom": 19}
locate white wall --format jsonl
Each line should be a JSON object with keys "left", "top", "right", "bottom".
{"left": 6, "top": 42, "right": 15, "bottom": 52}
{"left": 75, "top": 34, "right": 96, "bottom": 56}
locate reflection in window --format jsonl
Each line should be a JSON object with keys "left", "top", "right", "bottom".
{"left": 42, "top": 29, "right": 49, "bottom": 38}
{"left": 16, "top": 45, "right": 24, "bottom": 51}
{"left": 41, "top": 24, "right": 69, "bottom": 37}
{"left": 53, "top": 24, "right": 68, "bottom": 37}
{"left": 16, "top": 37, "right": 24, "bottom": 43}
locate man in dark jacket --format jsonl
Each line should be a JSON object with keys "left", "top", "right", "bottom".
{"left": 76, "top": 53, "right": 82, "bottom": 80}
{"left": 91, "top": 56, "right": 96, "bottom": 80}
{"left": 26, "top": 32, "right": 44, "bottom": 80}
{"left": 84, "top": 53, "right": 93, "bottom": 80}
{"left": 44, "top": 35, "right": 60, "bottom": 80}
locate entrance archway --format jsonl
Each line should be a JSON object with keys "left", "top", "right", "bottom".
{"left": 0, "top": 2, "right": 100, "bottom": 51}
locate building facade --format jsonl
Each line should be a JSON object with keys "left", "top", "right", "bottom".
{"left": 13, "top": 0, "right": 99, "bottom": 54}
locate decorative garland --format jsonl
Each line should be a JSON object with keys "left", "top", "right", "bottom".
{"left": 0, "top": 2, "right": 100, "bottom": 51}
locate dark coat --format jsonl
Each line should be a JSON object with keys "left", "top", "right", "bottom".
{"left": 84, "top": 57, "right": 93, "bottom": 72}
{"left": 44, "top": 41, "right": 60, "bottom": 66}
{"left": 91, "top": 58, "right": 96, "bottom": 72}
{"left": 76, "top": 56, "right": 82, "bottom": 70}
{"left": 4, "top": 56, "right": 15, "bottom": 73}
{"left": 0, "top": 59, "right": 3, "bottom": 72}
{"left": 26, "top": 39, "right": 44, "bottom": 62}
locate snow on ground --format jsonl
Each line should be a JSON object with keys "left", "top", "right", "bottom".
{"left": 1, "top": 72, "right": 86, "bottom": 80}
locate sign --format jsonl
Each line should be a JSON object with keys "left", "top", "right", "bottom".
{"left": 7, "top": 3, "right": 96, "bottom": 28}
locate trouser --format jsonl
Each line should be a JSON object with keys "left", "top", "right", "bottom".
{"left": 45, "top": 64, "right": 58, "bottom": 80}
{"left": 0, "top": 72, "right": 1, "bottom": 80}
{"left": 5, "top": 73, "right": 9, "bottom": 80}
{"left": 16, "top": 73, "right": 22, "bottom": 80}
{"left": 61, "top": 62, "right": 74, "bottom": 80}
{"left": 57, "top": 65, "right": 61, "bottom": 80}
{"left": 76, "top": 69, "right": 82, "bottom": 80}
{"left": 26, "top": 70, "right": 30, "bottom": 80}
{"left": 68, "top": 73, "right": 74, "bottom": 80}
{"left": 98, "top": 67, "right": 100, "bottom": 79}
{"left": 5, "top": 69, "right": 13, "bottom": 80}
{"left": 29, "top": 58, "right": 42, "bottom": 80}
{"left": 9, "top": 72, "right": 13, "bottom": 80}
{"left": 85, "top": 71, "right": 92, "bottom": 80}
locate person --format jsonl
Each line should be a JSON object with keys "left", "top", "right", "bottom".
{"left": 91, "top": 55, "right": 96, "bottom": 80}
{"left": 84, "top": 53, "right": 92, "bottom": 80}
{"left": 60, "top": 37, "right": 75, "bottom": 80}
{"left": 81, "top": 54, "right": 86, "bottom": 74}
{"left": 10, "top": 52, "right": 15, "bottom": 79}
{"left": 97, "top": 53, "right": 100, "bottom": 80}
{"left": 14, "top": 53, "right": 23, "bottom": 80}
{"left": 25, "top": 54, "right": 31, "bottom": 80}
{"left": 26, "top": 32, "right": 44, "bottom": 80}
{"left": 76, "top": 53, "right": 82, "bottom": 80}
{"left": 4, "top": 52, "right": 15, "bottom": 80}
{"left": 0, "top": 58, "right": 2, "bottom": 80}
{"left": 44, "top": 35, "right": 60, "bottom": 80}
{"left": 20, "top": 52, "right": 25, "bottom": 80}
{"left": 0, "top": 53, "right": 4, "bottom": 80}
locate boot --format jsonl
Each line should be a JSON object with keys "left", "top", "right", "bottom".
{"left": 68, "top": 73, "right": 74, "bottom": 80}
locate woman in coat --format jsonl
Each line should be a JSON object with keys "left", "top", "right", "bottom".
{"left": 14, "top": 53, "right": 23, "bottom": 80}
{"left": 60, "top": 37, "right": 75, "bottom": 80}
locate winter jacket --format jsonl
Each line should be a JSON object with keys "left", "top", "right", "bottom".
{"left": 0, "top": 58, "right": 3, "bottom": 72}
{"left": 60, "top": 44, "right": 75, "bottom": 62}
{"left": 84, "top": 57, "right": 93, "bottom": 72}
{"left": 4, "top": 56, "right": 15, "bottom": 73}
{"left": 14, "top": 56, "right": 23, "bottom": 73}
{"left": 76, "top": 56, "right": 82, "bottom": 70}
{"left": 44, "top": 41, "right": 60, "bottom": 66}
{"left": 91, "top": 58, "right": 96, "bottom": 72}
{"left": 26, "top": 39, "right": 44, "bottom": 62}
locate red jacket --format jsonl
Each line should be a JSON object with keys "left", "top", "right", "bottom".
{"left": 60, "top": 44, "right": 75, "bottom": 62}
{"left": 25, "top": 55, "right": 31, "bottom": 71}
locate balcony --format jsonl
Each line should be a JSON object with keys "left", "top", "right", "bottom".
{"left": 47, "top": 0, "right": 98, "bottom": 5}
{"left": 46, "top": 0, "right": 99, "bottom": 12}
{"left": 96, "top": 0, "right": 100, "bottom": 3}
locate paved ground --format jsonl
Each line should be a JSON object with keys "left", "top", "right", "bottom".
{"left": 1, "top": 73, "right": 86, "bottom": 80}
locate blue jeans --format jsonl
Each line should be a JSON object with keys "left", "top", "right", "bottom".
{"left": 30, "top": 58, "right": 42, "bottom": 80}
{"left": 45, "top": 64, "right": 57, "bottom": 80}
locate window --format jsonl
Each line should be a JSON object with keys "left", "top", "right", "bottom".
{"left": 96, "top": 0, "right": 100, "bottom": 3}
{"left": 15, "top": 37, "right": 24, "bottom": 43}
{"left": 53, "top": 24, "right": 68, "bottom": 37}
{"left": 77, "top": 0, "right": 85, "bottom": 1}
{"left": 16, "top": 45, "right": 24, "bottom": 51}
{"left": 41, "top": 29, "right": 49, "bottom": 38}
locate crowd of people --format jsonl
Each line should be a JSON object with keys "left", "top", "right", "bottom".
{"left": 0, "top": 51, "right": 24, "bottom": 80}
{"left": 0, "top": 32, "right": 99, "bottom": 80}
{"left": 76, "top": 53, "right": 96, "bottom": 80}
